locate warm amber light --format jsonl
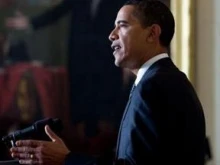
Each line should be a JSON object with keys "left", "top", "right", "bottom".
{"left": 171, "top": 0, "right": 192, "bottom": 81}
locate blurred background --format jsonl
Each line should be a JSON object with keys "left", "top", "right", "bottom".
{"left": 0, "top": 0, "right": 135, "bottom": 162}
{"left": 0, "top": 0, "right": 219, "bottom": 165}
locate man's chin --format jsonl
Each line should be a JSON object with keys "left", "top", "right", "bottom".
{"left": 114, "top": 60, "right": 122, "bottom": 67}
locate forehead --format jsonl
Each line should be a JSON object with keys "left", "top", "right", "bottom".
{"left": 115, "top": 5, "right": 140, "bottom": 24}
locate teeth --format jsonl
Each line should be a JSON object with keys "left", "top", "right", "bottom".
{"left": 114, "top": 46, "right": 120, "bottom": 50}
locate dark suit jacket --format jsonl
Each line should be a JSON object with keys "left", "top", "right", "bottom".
{"left": 63, "top": 58, "right": 206, "bottom": 165}
{"left": 115, "top": 58, "right": 206, "bottom": 165}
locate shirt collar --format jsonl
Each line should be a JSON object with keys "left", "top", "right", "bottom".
{"left": 134, "top": 53, "right": 169, "bottom": 86}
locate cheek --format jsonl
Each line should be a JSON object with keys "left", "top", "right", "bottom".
{"left": 121, "top": 37, "right": 132, "bottom": 52}
{"left": 120, "top": 32, "right": 138, "bottom": 56}
{"left": 123, "top": 40, "right": 136, "bottom": 57}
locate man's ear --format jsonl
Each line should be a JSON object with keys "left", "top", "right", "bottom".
{"left": 146, "top": 24, "right": 161, "bottom": 43}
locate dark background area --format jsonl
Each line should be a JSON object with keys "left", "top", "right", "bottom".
{"left": 0, "top": 0, "right": 170, "bottom": 161}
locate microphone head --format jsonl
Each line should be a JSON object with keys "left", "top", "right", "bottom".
{"left": 33, "top": 118, "right": 63, "bottom": 140}
{"left": 34, "top": 118, "right": 63, "bottom": 133}
{"left": 1, "top": 118, "right": 63, "bottom": 148}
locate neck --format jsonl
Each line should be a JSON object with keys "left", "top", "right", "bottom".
{"left": 131, "top": 69, "right": 139, "bottom": 75}
{"left": 131, "top": 47, "right": 168, "bottom": 75}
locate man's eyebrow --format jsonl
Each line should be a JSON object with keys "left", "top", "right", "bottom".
{"left": 115, "top": 20, "right": 129, "bottom": 25}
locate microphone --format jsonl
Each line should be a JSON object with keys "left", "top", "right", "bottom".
{"left": 1, "top": 118, "right": 63, "bottom": 147}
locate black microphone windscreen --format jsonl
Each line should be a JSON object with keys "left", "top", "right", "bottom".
{"left": 1, "top": 118, "right": 63, "bottom": 148}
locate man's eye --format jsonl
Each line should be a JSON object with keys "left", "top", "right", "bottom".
{"left": 119, "top": 24, "right": 127, "bottom": 27}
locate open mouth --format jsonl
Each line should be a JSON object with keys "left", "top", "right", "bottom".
{"left": 111, "top": 45, "right": 121, "bottom": 55}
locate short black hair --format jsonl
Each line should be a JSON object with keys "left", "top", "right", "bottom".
{"left": 124, "top": 0, "right": 175, "bottom": 47}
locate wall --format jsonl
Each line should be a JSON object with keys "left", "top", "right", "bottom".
{"left": 195, "top": 0, "right": 220, "bottom": 164}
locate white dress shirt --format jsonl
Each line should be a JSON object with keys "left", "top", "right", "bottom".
{"left": 135, "top": 53, "right": 169, "bottom": 86}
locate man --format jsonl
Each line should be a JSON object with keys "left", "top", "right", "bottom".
{"left": 10, "top": 0, "right": 206, "bottom": 165}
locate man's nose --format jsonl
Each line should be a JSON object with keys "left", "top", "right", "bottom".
{"left": 108, "top": 29, "right": 118, "bottom": 42}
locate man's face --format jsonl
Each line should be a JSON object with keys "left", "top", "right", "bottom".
{"left": 109, "top": 5, "right": 151, "bottom": 70}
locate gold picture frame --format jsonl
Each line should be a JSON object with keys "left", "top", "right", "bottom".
{"left": 171, "top": 0, "right": 195, "bottom": 85}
